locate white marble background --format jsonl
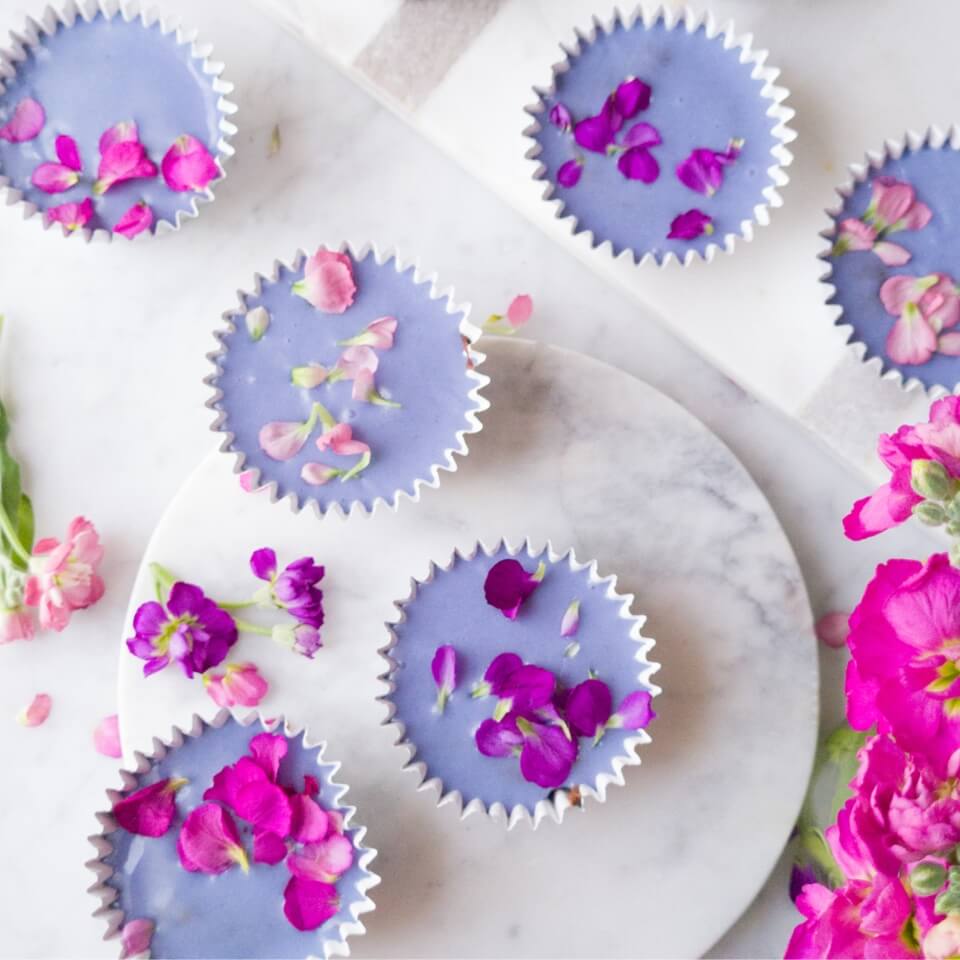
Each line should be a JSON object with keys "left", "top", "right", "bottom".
{"left": 0, "top": 0, "right": 943, "bottom": 957}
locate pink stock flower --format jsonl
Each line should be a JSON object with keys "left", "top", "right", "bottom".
{"left": 668, "top": 209, "right": 713, "bottom": 241}
{"left": 93, "top": 714, "right": 122, "bottom": 758}
{"left": 24, "top": 516, "right": 105, "bottom": 631}
{"left": 287, "top": 833, "right": 354, "bottom": 883}
{"left": 0, "top": 98, "right": 44, "bottom": 143}
{"left": 675, "top": 140, "right": 742, "bottom": 196}
{"left": 867, "top": 177, "right": 932, "bottom": 234}
{"left": 431, "top": 644, "right": 457, "bottom": 713}
{"left": 338, "top": 316, "right": 397, "bottom": 350}
{"left": 0, "top": 606, "right": 34, "bottom": 644}
{"left": 879, "top": 273, "right": 960, "bottom": 365}
{"left": 283, "top": 876, "right": 340, "bottom": 931}
{"left": 177, "top": 803, "right": 249, "bottom": 874}
{"left": 160, "top": 134, "right": 218, "bottom": 192}
{"left": 114, "top": 202, "right": 154, "bottom": 239}
{"left": 293, "top": 250, "right": 357, "bottom": 313}
{"left": 16, "top": 692, "right": 51, "bottom": 727}
{"left": 31, "top": 162, "right": 79, "bottom": 194}
{"left": 45, "top": 198, "right": 93, "bottom": 232}
{"left": 93, "top": 140, "right": 158, "bottom": 195}
{"left": 203, "top": 662, "right": 269, "bottom": 708}
{"left": 55, "top": 135, "right": 82, "bottom": 172}
{"left": 484, "top": 558, "right": 545, "bottom": 619}
{"left": 119, "top": 918, "right": 154, "bottom": 959}
{"left": 843, "top": 396, "right": 960, "bottom": 540}
{"left": 113, "top": 778, "right": 186, "bottom": 837}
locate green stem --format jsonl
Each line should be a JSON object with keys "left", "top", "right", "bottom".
{"left": 340, "top": 449, "right": 371, "bottom": 483}
{"left": 217, "top": 599, "right": 258, "bottom": 611}
{"left": 232, "top": 617, "right": 273, "bottom": 637}
{"left": 309, "top": 401, "right": 337, "bottom": 433}
{"left": 0, "top": 501, "right": 31, "bottom": 565}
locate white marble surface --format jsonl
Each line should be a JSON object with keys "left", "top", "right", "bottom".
{"left": 0, "top": 0, "right": 943, "bottom": 957}
{"left": 116, "top": 338, "right": 817, "bottom": 958}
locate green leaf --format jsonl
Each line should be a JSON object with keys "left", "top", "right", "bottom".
{"left": 798, "top": 825, "right": 844, "bottom": 889}
{"left": 823, "top": 723, "right": 868, "bottom": 821}
{"left": 16, "top": 493, "right": 34, "bottom": 559}
{"left": 0, "top": 397, "right": 28, "bottom": 570}
{"left": 149, "top": 562, "right": 176, "bottom": 603}
{"left": 910, "top": 861, "right": 947, "bottom": 896}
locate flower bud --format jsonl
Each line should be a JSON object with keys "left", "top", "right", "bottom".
{"left": 911, "top": 459, "right": 954, "bottom": 501}
{"left": 913, "top": 501, "right": 947, "bottom": 526}
{"left": 245, "top": 306, "right": 270, "bottom": 342}
{"left": 910, "top": 860, "right": 947, "bottom": 896}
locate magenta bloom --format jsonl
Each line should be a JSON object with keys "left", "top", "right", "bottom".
{"left": 161, "top": 134, "right": 219, "bottom": 192}
{"left": 557, "top": 158, "right": 583, "bottom": 188}
{"left": 0, "top": 98, "right": 44, "bottom": 143}
{"left": 613, "top": 77, "right": 651, "bottom": 118}
{"left": 484, "top": 558, "right": 545, "bottom": 619}
{"left": 94, "top": 140, "right": 158, "bottom": 195}
{"left": 289, "top": 794, "right": 330, "bottom": 844}
{"left": 177, "top": 803, "right": 249, "bottom": 874}
{"left": 676, "top": 141, "right": 741, "bottom": 197}
{"left": 668, "top": 209, "right": 713, "bottom": 241}
{"left": 113, "top": 778, "right": 186, "bottom": 837}
{"left": 114, "top": 201, "right": 154, "bottom": 239}
{"left": 287, "top": 833, "right": 354, "bottom": 883}
{"left": 497, "top": 663, "right": 556, "bottom": 715}
{"left": 566, "top": 678, "right": 612, "bottom": 738}
{"left": 125, "top": 581, "right": 238, "bottom": 679}
{"left": 843, "top": 397, "right": 960, "bottom": 541}
{"left": 251, "top": 548, "right": 325, "bottom": 629}
{"left": 612, "top": 690, "right": 655, "bottom": 730}
{"left": 573, "top": 112, "right": 616, "bottom": 154}
{"left": 431, "top": 644, "right": 457, "bottom": 713}
{"left": 45, "top": 198, "right": 93, "bottom": 233}
{"left": 119, "top": 918, "right": 154, "bottom": 960}
{"left": 283, "top": 876, "right": 340, "bottom": 932}
{"left": 475, "top": 713, "right": 577, "bottom": 788}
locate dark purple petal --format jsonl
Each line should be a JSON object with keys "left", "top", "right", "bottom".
{"left": 615, "top": 690, "right": 655, "bottom": 730}
{"left": 484, "top": 652, "right": 523, "bottom": 694}
{"left": 484, "top": 559, "right": 543, "bottom": 619}
{"left": 499, "top": 664, "right": 556, "bottom": 713}
{"left": 431, "top": 644, "right": 457, "bottom": 692}
{"left": 475, "top": 715, "right": 523, "bottom": 757}
{"left": 614, "top": 77, "right": 651, "bottom": 119}
{"left": 566, "top": 678, "right": 613, "bottom": 738}
{"left": 676, "top": 148, "right": 723, "bottom": 196}
{"left": 621, "top": 122, "right": 661, "bottom": 149}
{"left": 557, "top": 158, "right": 583, "bottom": 188}
{"left": 573, "top": 113, "right": 615, "bottom": 153}
{"left": 166, "top": 581, "right": 205, "bottom": 618}
{"left": 250, "top": 547, "right": 277, "bottom": 581}
{"left": 142, "top": 655, "right": 169, "bottom": 676}
{"left": 549, "top": 102, "right": 572, "bottom": 130}
{"left": 668, "top": 209, "right": 713, "bottom": 241}
{"left": 131, "top": 600, "right": 167, "bottom": 640}
{"left": 519, "top": 721, "right": 578, "bottom": 788}
{"left": 789, "top": 863, "right": 817, "bottom": 904}
{"left": 617, "top": 146, "right": 659, "bottom": 183}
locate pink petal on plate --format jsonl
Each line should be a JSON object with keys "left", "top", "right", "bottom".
{"left": 940, "top": 332, "right": 960, "bottom": 356}
{"left": 55, "top": 134, "right": 82, "bottom": 172}
{"left": 560, "top": 599, "right": 580, "bottom": 638}
{"left": 234, "top": 779, "right": 293, "bottom": 837}
{"left": 249, "top": 732, "right": 288, "bottom": 781}
{"left": 886, "top": 310, "right": 937, "bottom": 365}
{"left": 93, "top": 141, "right": 158, "bottom": 195}
{"left": 549, "top": 102, "right": 572, "bottom": 130}
{"left": 301, "top": 462, "right": 340, "bottom": 486}
{"left": 290, "top": 793, "right": 330, "bottom": 844}
{"left": 93, "top": 714, "right": 122, "bottom": 758}
{"left": 113, "top": 778, "right": 185, "bottom": 837}
{"left": 815, "top": 611, "right": 851, "bottom": 649}
{"left": 16, "top": 692, "right": 51, "bottom": 727}
{"left": 506, "top": 294, "right": 533, "bottom": 328}
{"left": 0, "top": 98, "right": 44, "bottom": 143}
{"left": 99, "top": 120, "right": 139, "bottom": 154}
{"left": 253, "top": 830, "right": 288, "bottom": 865}
{"left": 573, "top": 112, "right": 615, "bottom": 153}
{"left": 161, "top": 134, "right": 219, "bottom": 192}
{"left": 114, "top": 201, "right": 154, "bottom": 239}
{"left": 31, "top": 162, "right": 79, "bottom": 194}
{"left": 119, "top": 918, "right": 154, "bottom": 960}
{"left": 177, "top": 803, "right": 248, "bottom": 874}
{"left": 287, "top": 832, "right": 355, "bottom": 882}
{"left": 872, "top": 241, "right": 912, "bottom": 267}
{"left": 283, "top": 876, "right": 340, "bottom": 932}
{"left": 293, "top": 250, "right": 357, "bottom": 313}
{"left": 259, "top": 420, "right": 309, "bottom": 461}
{"left": 45, "top": 198, "right": 93, "bottom": 232}
{"left": 617, "top": 146, "right": 659, "bottom": 183}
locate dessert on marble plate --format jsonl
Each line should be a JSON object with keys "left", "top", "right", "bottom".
{"left": 524, "top": 6, "right": 794, "bottom": 265}
{"left": 207, "top": 243, "right": 488, "bottom": 516}
{"left": 88, "top": 713, "right": 378, "bottom": 959}
{"left": 823, "top": 128, "right": 960, "bottom": 394}
{"left": 0, "top": 3, "right": 236, "bottom": 239}
{"left": 381, "top": 540, "right": 660, "bottom": 826}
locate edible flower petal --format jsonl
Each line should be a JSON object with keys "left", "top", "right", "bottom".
{"left": 113, "top": 201, "right": 154, "bottom": 239}
{"left": 506, "top": 295, "right": 533, "bottom": 328}
{"left": 337, "top": 316, "right": 397, "bottom": 350}
{"left": 287, "top": 833, "right": 355, "bottom": 883}
{"left": 244, "top": 305, "right": 270, "bottom": 342}
{"left": 46, "top": 198, "right": 94, "bottom": 233}
{"left": 872, "top": 241, "right": 912, "bottom": 267}
{"left": 496, "top": 663, "right": 556, "bottom": 717}
{"left": 177, "top": 802, "right": 249, "bottom": 874}
{"left": 557, "top": 158, "right": 583, "bottom": 188}
{"left": 617, "top": 146, "right": 659, "bottom": 182}
{"left": 471, "top": 651, "right": 524, "bottom": 700}
{"left": 16, "top": 692, "right": 51, "bottom": 727}
{"left": 203, "top": 661, "right": 269, "bottom": 708}
{"left": 55, "top": 135, "right": 82, "bottom": 172}
{"left": 99, "top": 121, "right": 139, "bottom": 154}
{"left": 94, "top": 141, "right": 158, "bottom": 195}
{"left": 676, "top": 141, "right": 742, "bottom": 196}
{"left": 292, "top": 249, "right": 357, "bottom": 313}
{"left": 93, "top": 714, "right": 122, "bottom": 758}
{"left": 31, "top": 162, "right": 79, "bottom": 194}
{"left": 161, "top": 134, "right": 218, "bottom": 192}
{"left": 566, "top": 678, "right": 613, "bottom": 738}
{"left": 668, "top": 209, "right": 713, "bottom": 241}
{"left": 431, "top": 643, "right": 457, "bottom": 713}
{"left": 484, "top": 558, "right": 545, "bottom": 619}
{"left": 0, "top": 98, "right": 44, "bottom": 143}
{"left": 332, "top": 345, "right": 379, "bottom": 382}
{"left": 0, "top": 606, "right": 34, "bottom": 643}
{"left": 549, "top": 103, "right": 572, "bottom": 130}
{"left": 253, "top": 830, "right": 288, "bottom": 865}
{"left": 113, "top": 778, "right": 186, "bottom": 837}
{"left": 291, "top": 363, "right": 328, "bottom": 388}
{"left": 815, "top": 611, "right": 850, "bottom": 650}
{"left": 614, "top": 77, "right": 651, "bottom": 119}
{"left": 290, "top": 793, "right": 330, "bottom": 844}
{"left": 517, "top": 717, "right": 577, "bottom": 788}
{"left": 204, "top": 755, "right": 268, "bottom": 809}
{"left": 475, "top": 714, "right": 524, "bottom": 757}
{"left": 249, "top": 731, "right": 288, "bottom": 781}
{"left": 573, "top": 112, "right": 615, "bottom": 154}
{"left": 301, "top": 463, "right": 341, "bottom": 486}
{"left": 560, "top": 599, "right": 581, "bottom": 638}
{"left": 259, "top": 419, "right": 313, "bottom": 461}
{"left": 119, "top": 918, "right": 154, "bottom": 959}
{"left": 283, "top": 876, "right": 340, "bottom": 932}
{"left": 611, "top": 690, "right": 655, "bottom": 730}
{"left": 621, "top": 122, "right": 661, "bottom": 149}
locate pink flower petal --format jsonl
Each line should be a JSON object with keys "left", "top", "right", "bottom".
{"left": 301, "top": 462, "right": 340, "bottom": 485}
{"left": 560, "top": 599, "right": 580, "bottom": 638}
{"left": 16, "top": 692, "right": 51, "bottom": 727}
{"left": 431, "top": 644, "right": 457, "bottom": 712}
{"left": 557, "top": 158, "right": 583, "bottom": 188}
{"left": 814, "top": 611, "right": 850, "bottom": 649}
{"left": 93, "top": 714, "right": 122, "bottom": 758}
{"left": 668, "top": 209, "right": 713, "bottom": 241}
{"left": 872, "top": 241, "right": 912, "bottom": 266}
{"left": 614, "top": 77, "right": 651, "bottom": 118}
{"left": 161, "top": 134, "right": 219, "bottom": 192}
{"left": 334, "top": 345, "right": 379, "bottom": 381}
{"left": 836, "top": 218, "right": 876, "bottom": 251}
{"left": 234, "top": 779, "right": 293, "bottom": 836}
{"left": 204, "top": 662, "right": 269, "bottom": 708}
{"left": 879, "top": 275, "right": 923, "bottom": 316}
{"left": 31, "top": 162, "right": 79, "bottom": 194}
{"left": 249, "top": 731, "right": 287, "bottom": 781}
{"left": 119, "top": 918, "right": 154, "bottom": 960}
{"left": 99, "top": 121, "right": 139, "bottom": 155}
{"left": 253, "top": 830, "right": 288, "bottom": 865}
{"left": 45, "top": 198, "right": 93, "bottom": 232}
{"left": 842, "top": 482, "right": 922, "bottom": 541}
{"left": 114, "top": 202, "right": 154, "bottom": 239}
{"left": 204, "top": 755, "right": 267, "bottom": 809}
{"left": 506, "top": 295, "right": 533, "bottom": 328}
{"left": 617, "top": 146, "right": 659, "bottom": 183}
{"left": 0, "top": 607, "right": 34, "bottom": 644}
{"left": 621, "top": 122, "right": 662, "bottom": 150}
{"left": 177, "top": 803, "right": 248, "bottom": 874}
{"left": 94, "top": 141, "right": 158, "bottom": 195}
{"left": 283, "top": 876, "right": 340, "bottom": 932}
{"left": 290, "top": 793, "right": 330, "bottom": 844}
{"left": 293, "top": 250, "right": 357, "bottom": 313}
{"left": 939, "top": 332, "right": 960, "bottom": 356}
{"left": 614, "top": 690, "right": 655, "bottom": 730}
{"left": 886, "top": 310, "right": 938, "bottom": 365}
{"left": 287, "top": 833, "right": 355, "bottom": 882}
{"left": 55, "top": 135, "right": 82, "bottom": 172}
{"left": 0, "top": 98, "right": 44, "bottom": 143}
{"left": 573, "top": 112, "right": 616, "bottom": 153}
{"left": 259, "top": 420, "right": 310, "bottom": 461}
{"left": 113, "top": 778, "right": 185, "bottom": 837}
{"left": 549, "top": 103, "right": 572, "bottom": 130}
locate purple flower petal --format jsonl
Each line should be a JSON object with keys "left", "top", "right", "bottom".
{"left": 557, "top": 158, "right": 583, "bottom": 188}
{"left": 234, "top": 779, "right": 293, "bottom": 837}
{"left": 499, "top": 664, "right": 556, "bottom": 713}
{"left": 617, "top": 146, "right": 659, "bottom": 183}
{"left": 253, "top": 830, "right": 288, "bottom": 865}
{"left": 177, "top": 803, "right": 248, "bottom": 874}
{"left": 431, "top": 644, "right": 458, "bottom": 712}
{"left": 475, "top": 715, "right": 523, "bottom": 757}
{"left": 566, "top": 678, "right": 613, "bottom": 738}
{"left": 249, "top": 731, "right": 287, "bottom": 781}
{"left": 549, "top": 103, "right": 572, "bottom": 130}
{"left": 573, "top": 113, "right": 615, "bottom": 154}
{"left": 668, "top": 209, "right": 713, "bottom": 241}
{"left": 613, "top": 690, "right": 655, "bottom": 730}
{"left": 560, "top": 599, "right": 581, "bottom": 638}
{"left": 518, "top": 719, "right": 578, "bottom": 788}
{"left": 614, "top": 77, "right": 651, "bottom": 119}
{"left": 113, "top": 778, "right": 185, "bottom": 837}
{"left": 485, "top": 652, "right": 523, "bottom": 692}
{"left": 283, "top": 876, "right": 340, "bottom": 932}
{"left": 484, "top": 558, "right": 544, "bottom": 619}
{"left": 250, "top": 547, "right": 277, "bottom": 582}
{"left": 131, "top": 600, "right": 167, "bottom": 641}
{"left": 166, "top": 581, "right": 205, "bottom": 617}
{"left": 621, "top": 122, "right": 661, "bottom": 150}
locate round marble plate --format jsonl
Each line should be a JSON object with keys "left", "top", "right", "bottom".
{"left": 116, "top": 338, "right": 817, "bottom": 958}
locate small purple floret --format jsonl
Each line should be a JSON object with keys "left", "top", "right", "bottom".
{"left": 518, "top": 720, "right": 578, "bottom": 789}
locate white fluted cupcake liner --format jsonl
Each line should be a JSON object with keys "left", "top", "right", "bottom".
{"left": 819, "top": 125, "right": 960, "bottom": 399}
{"left": 87, "top": 709, "right": 379, "bottom": 960}
{"left": 0, "top": 0, "right": 237, "bottom": 242}
{"left": 378, "top": 538, "right": 661, "bottom": 830}
{"left": 523, "top": 4, "right": 795, "bottom": 267}
{"left": 205, "top": 241, "right": 490, "bottom": 518}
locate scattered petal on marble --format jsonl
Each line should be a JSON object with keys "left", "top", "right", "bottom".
{"left": 93, "top": 714, "right": 122, "bottom": 758}
{"left": 16, "top": 692, "right": 51, "bottom": 727}
{"left": 815, "top": 611, "right": 851, "bottom": 649}
{"left": 506, "top": 295, "right": 533, "bottom": 328}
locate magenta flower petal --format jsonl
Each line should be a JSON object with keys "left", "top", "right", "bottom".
{"left": 431, "top": 643, "right": 458, "bottom": 712}
{"left": 676, "top": 147, "right": 732, "bottom": 196}
{"left": 204, "top": 755, "right": 267, "bottom": 809}
{"left": 560, "top": 599, "right": 581, "bottom": 638}
{"left": 518, "top": 720, "right": 577, "bottom": 788}
{"left": 484, "top": 558, "right": 544, "bottom": 619}
{"left": 549, "top": 102, "right": 572, "bottom": 130}
{"left": 114, "top": 201, "right": 154, "bottom": 239}
{"left": 506, "top": 295, "right": 533, "bottom": 328}
{"left": 119, "top": 918, "right": 154, "bottom": 960}
{"left": 177, "top": 803, "right": 249, "bottom": 874}
{"left": 16, "top": 692, "right": 51, "bottom": 727}
{"left": 614, "top": 77, "right": 651, "bottom": 119}
{"left": 234, "top": 779, "right": 293, "bottom": 836}
{"left": 248, "top": 731, "right": 289, "bottom": 780}
{"left": 557, "top": 158, "right": 583, "bottom": 188}
{"left": 288, "top": 833, "right": 355, "bottom": 882}
{"left": 475, "top": 715, "right": 523, "bottom": 757}
{"left": 249, "top": 548, "right": 278, "bottom": 583}
{"left": 55, "top": 134, "right": 82, "bottom": 172}
{"left": 293, "top": 249, "right": 357, "bottom": 313}
{"left": 613, "top": 690, "right": 655, "bottom": 730}
{"left": 94, "top": 140, "right": 158, "bottom": 195}
{"left": 573, "top": 113, "right": 615, "bottom": 153}
{"left": 113, "top": 778, "right": 185, "bottom": 837}
{"left": 161, "top": 134, "right": 219, "bottom": 192}
{"left": 204, "top": 662, "right": 269, "bottom": 708}
{"left": 566, "top": 678, "right": 613, "bottom": 738}
{"left": 668, "top": 209, "right": 713, "bottom": 241}
{"left": 253, "top": 830, "right": 288, "bottom": 865}
{"left": 93, "top": 714, "right": 122, "bottom": 758}
{"left": 617, "top": 146, "right": 659, "bottom": 183}
{"left": 31, "top": 162, "right": 79, "bottom": 194}
{"left": 290, "top": 793, "right": 330, "bottom": 844}
{"left": 99, "top": 120, "right": 139, "bottom": 154}
{"left": 46, "top": 197, "right": 94, "bottom": 233}
{"left": 484, "top": 652, "right": 523, "bottom": 693}
{"left": 621, "top": 122, "right": 661, "bottom": 149}
{"left": 283, "top": 876, "right": 340, "bottom": 932}
{"left": 499, "top": 664, "right": 556, "bottom": 713}
{"left": 0, "top": 98, "right": 44, "bottom": 143}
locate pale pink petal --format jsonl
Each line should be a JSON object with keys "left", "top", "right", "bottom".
{"left": 99, "top": 121, "right": 139, "bottom": 155}
{"left": 506, "top": 294, "right": 533, "bottom": 328}
{"left": 900, "top": 201, "right": 933, "bottom": 232}
{"left": 119, "top": 918, "right": 154, "bottom": 960}
{"left": 301, "top": 463, "right": 340, "bottom": 485}
{"left": 55, "top": 135, "right": 82, "bottom": 172}
{"left": 238, "top": 469, "right": 260, "bottom": 492}
{"left": 16, "top": 693, "right": 51, "bottom": 727}
{"left": 815, "top": 611, "right": 850, "bottom": 649}
{"left": 93, "top": 714, "right": 122, "bottom": 757}
{"left": 879, "top": 275, "right": 919, "bottom": 316}
{"left": 351, "top": 369, "right": 375, "bottom": 403}
{"left": 939, "top": 332, "right": 960, "bottom": 355}
{"left": 872, "top": 177, "right": 916, "bottom": 225}
{"left": 0, "top": 98, "right": 44, "bottom": 143}
{"left": 560, "top": 599, "right": 580, "bottom": 638}
{"left": 253, "top": 830, "right": 288, "bottom": 865}
{"left": 334, "top": 345, "right": 379, "bottom": 381}
{"left": 291, "top": 363, "right": 327, "bottom": 388}
{"left": 315, "top": 423, "right": 352, "bottom": 454}
{"left": 837, "top": 218, "right": 876, "bottom": 251}
{"left": 886, "top": 311, "right": 938, "bottom": 365}
{"left": 31, "top": 162, "right": 79, "bottom": 194}
{"left": 872, "top": 241, "right": 912, "bottom": 266}
{"left": 161, "top": 134, "right": 219, "bottom": 192}
{"left": 259, "top": 420, "right": 309, "bottom": 461}
{"left": 293, "top": 250, "right": 357, "bottom": 313}
{"left": 0, "top": 608, "right": 34, "bottom": 643}
{"left": 368, "top": 316, "right": 397, "bottom": 349}
{"left": 113, "top": 202, "right": 154, "bottom": 239}
{"left": 93, "top": 141, "right": 158, "bottom": 195}
{"left": 287, "top": 832, "right": 355, "bottom": 882}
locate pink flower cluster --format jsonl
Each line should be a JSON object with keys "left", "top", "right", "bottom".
{"left": 111, "top": 733, "right": 356, "bottom": 934}
{"left": 0, "top": 97, "right": 218, "bottom": 236}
